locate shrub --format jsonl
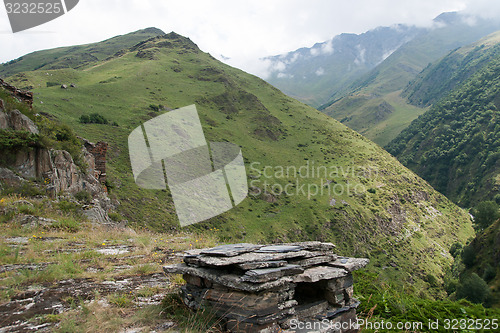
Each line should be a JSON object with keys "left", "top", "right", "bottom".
{"left": 456, "top": 273, "right": 491, "bottom": 304}
{"left": 472, "top": 201, "right": 499, "bottom": 229}
{"left": 57, "top": 200, "right": 80, "bottom": 214}
{"left": 149, "top": 104, "right": 160, "bottom": 112}
{"left": 79, "top": 113, "right": 108, "bottom": 124}
{"left": 483, "top": 264, "right": 497, "bottom": 282}
{"left": 74, "top": 190, "right": 91, "bottom": 203}
{"left": 462, "top": 245, "right": 476, "bottom": 268}
{"left": 449, "top": 242, "right": 463, "bottom": 258}
{"left": 0, "top": 130, "right": 40, "bottom": 154}
{"left": 1, "top": 182, "right": 45, "bottom": 197}
{"left": 108, "top": 212, "right": 123, "bottom": 222}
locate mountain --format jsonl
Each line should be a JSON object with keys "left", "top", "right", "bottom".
{"left": 403, "top": 31, "right": 500, "bottom": 107}
{"left": 320, "top": 13, "right": 500, "bottom": 146}
{"left": 0, "top": 27, "right": 165, "bottom": 78}
{"left": 265, "top": 12, "right": 500, "bottom": 146}
{"left": 264, "top": 25, "right": 423, "bottom": 107}
{"left": 386, "top": 51, "right": 500, "bottom": 207}
{"left": 1, "top": 29, "right": 475, "bottom": 291}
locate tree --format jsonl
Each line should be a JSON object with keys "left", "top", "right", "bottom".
{"left": 456, "top": 273, "right": 491, "bottom": 304}
{"left": 472, "top": 201, "right": 499, "bottom": 230}
{"left": 461, "top": 245, "right": 476, "bottom": 268}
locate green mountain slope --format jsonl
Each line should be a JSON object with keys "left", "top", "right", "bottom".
{"left": 386, "top": 53, "right": 500, "bottom": 207}
{"left": 2, "top": 30, "right": 474, "bottom": 291}
{"left": 0, "top": 27, "right": 165, "bottom": 78}
{"left": 462, "top": 219, "right": 500, "bottom": 306}
{"left": 265, "top": 25, "right": 422, "bottom": 107}
{"left": 403, "top": 31, "right": 500, "bottom": 107}
{"left": 320, "top": 13, "right": 500, "bottom": 145}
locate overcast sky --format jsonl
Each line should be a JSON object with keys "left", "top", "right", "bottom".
{"left": 1, "top": 0, "right": 500, "bottom": 77}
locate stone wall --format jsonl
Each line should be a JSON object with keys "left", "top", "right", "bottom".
{"left": 83, "top": 139, "right": 108, "bottom": 184}
{"left": 164, "top": 242, "right": 369, "bottom": 333}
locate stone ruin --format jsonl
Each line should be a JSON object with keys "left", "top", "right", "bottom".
{"left": 164, "top": 242, "right": 369, "bottom": 333}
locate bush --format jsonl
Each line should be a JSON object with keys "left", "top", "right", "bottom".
{"left": 57, "top": 200, "right": 80, "bottom": 214}
{"left": 449, "top": 242, "right": 463, "bottom": 258}
{"left": 456, "top": 273, "right": 491, "bottom": 304}
{"left": 108, "top": 212, "right": 123, "bottom": 222}
{"left": 483, "top": 264, "right": 497, "bottom": 282}
{"left": 472, "top": 201, "right": 499, "bottom": 229}
{"left": 0, "top": 130, "right": 40, "bottom": 152}
{"left": 74, "top": 190, "right": 91, "bottom": 203}
{"left": 462, "top": 245, "right": 476, "bottom": 268}
{"left": 79, "top": 113, "right": 108, "bottom": 124}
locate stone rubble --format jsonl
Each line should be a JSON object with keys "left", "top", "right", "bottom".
{"left": 164, "top": 242, "right": 369, "bottom": 333}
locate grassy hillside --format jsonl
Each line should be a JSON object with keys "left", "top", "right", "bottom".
{"left": 403, "top": 31, "right": 500, "bottom": 107}
{"left": 0, "top": 27, "right": 165, "bottom": 79}
{"left": 323, "top": 90, "right": 428, "bottom": 146}
{"left": 387, "top": 53, "right": 500, "bottom": 207}
{"left": 320, "top": 13, "right": 500, "bottom": 145}
{"left": 2, "top": 30, "right": 475, "bottom": 292}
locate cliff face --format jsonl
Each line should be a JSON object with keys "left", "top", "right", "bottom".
{"left": 0, "top": 81, "right": 113, "bottom": 222}
{"left": 0, "top": 107, "right": 105, "bottom": 197}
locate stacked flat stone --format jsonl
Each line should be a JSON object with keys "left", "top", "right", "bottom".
{"left": 163, "top": 242, "right": 369, "bottom": 333}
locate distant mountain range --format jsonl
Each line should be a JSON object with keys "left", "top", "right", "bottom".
{"left": 265, "top": 12, "right": 500, "bottom": 146}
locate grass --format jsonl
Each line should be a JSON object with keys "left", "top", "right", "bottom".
{"left": 354, "top": 270, "right": 500, "bottom": 332}
{"left": 1, "top": 30, "right": 476, "bottom": 295}
{"left": 323, "top": 90, "right": 428, "bottom": 146}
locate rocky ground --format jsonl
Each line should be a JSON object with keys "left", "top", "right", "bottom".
{"left": 0, "top": 196, "right": 219, "bottom": 332}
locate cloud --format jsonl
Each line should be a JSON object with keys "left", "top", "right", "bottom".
{"left": 1, "top": 0, "right": 498, "bottom": 79}
{"left": 461, "top": 0, "right": 500, "bottom": 19}
{"left": 315, "top": 67, "right": 325, "bottom": 76}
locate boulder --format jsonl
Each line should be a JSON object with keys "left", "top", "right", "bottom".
{"left": 0, "top": 109, "right": 39, "bottom": 134}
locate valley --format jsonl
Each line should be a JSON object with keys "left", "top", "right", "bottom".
{"left": 0, "top": 17, "right": 499, "bottom": 332}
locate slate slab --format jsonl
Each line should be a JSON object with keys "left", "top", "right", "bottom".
{"left": 164, "top": 264, "right": 293, "bottom": 292}
{"left": 278, "top": 241, "right": 336, "bottom": 251}
{"left": 237, "top": 260, "right": 288, "bottom": 271}
{"left": 205, "top": 289, "right": 285, "bottom": 317}
{"left": 293, "top": 266, "right": 348, "bottom": 283}
{"left": 256, "top": 245, "right": 303, "bottom": 253}
{"left": 241, "top": 265, "right": 304, "bottom": 283}
{"left": 200, "top": 243, "right": 261, "bottom": 257}
{"left": 295, "top": 300, "right": 329, "bottom": 319}
{"left": 186, "top": 250, "right": 313, "bottom": 267}
{"left": 329, "top": 257, "right": 369, "bottom": 272}
{"left": 289, "top": 254, "right": 337, "bottom": 268}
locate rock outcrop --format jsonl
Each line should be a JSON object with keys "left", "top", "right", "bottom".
{"left": 0, "top": 109, "right": 39, "bottom": 134}
{"left": 0, "top": 82, "right": 113, "bottom": 223}
{"left": 0, "top": 78, "right": 33, "bottom": 108}
{"left": 164, "top": 242, "right": 369, "bottom": 333}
